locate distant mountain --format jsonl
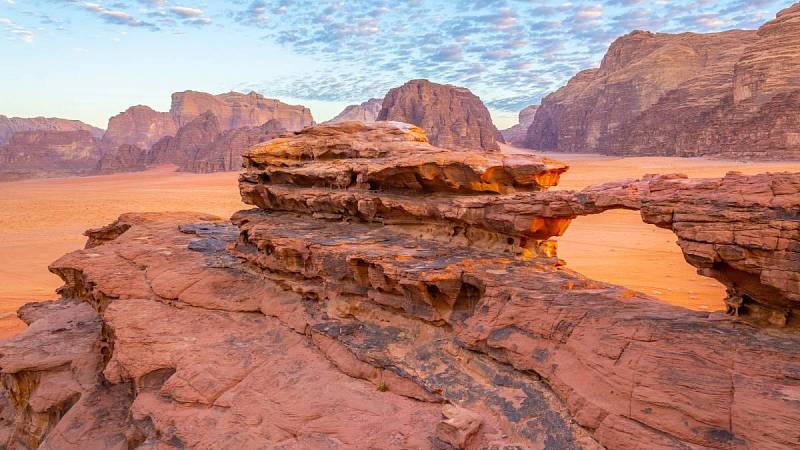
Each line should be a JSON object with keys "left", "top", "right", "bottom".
{"left": 101, "top": 90, "right": 313, "bottom": 150}
{"left": 0, "top": 116, "right": 103, "bottom": 145}
{"left": 377, "top": 79, "right": 503, "bottom": 152}
{"left": 500, "top": 105, "right": 537, "bottom": 147}
{"left": 0, "top": 130, "right": 102, "bottom": 180}
{"left": 526, "top": 3, "right": 800, "bottom": 159}
{"left": 326, "top": 98, "right": 382, "bottom": 124}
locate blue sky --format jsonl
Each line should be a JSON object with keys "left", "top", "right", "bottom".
{"left": 0, "top": 0, "right": 793, "bottom": 129}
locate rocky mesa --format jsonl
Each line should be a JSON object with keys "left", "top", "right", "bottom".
{"left": 1, "top": 121, "right": 798, "bottom": 449}
{"left": 501, "top": 105, "right": 538, "bottom": 147}
{"left": 0, "top": 116, "right": 103, "bottom": 146}
{"left": 525, "top": 3, "right": 800, "bottom": 159}
{"left": 378, "top": 80, "right": 504, "bottom": 152}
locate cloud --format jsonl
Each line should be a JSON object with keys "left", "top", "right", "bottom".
{"left": 81, "top": 2, "right": 158, "bottom": 30}
{"left": 169, "top": 7, "right": 205, "bottom": 19}
{"left": 0, "top": 17, "right": 33, "bottom": 43}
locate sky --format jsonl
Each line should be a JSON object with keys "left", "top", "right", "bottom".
{"left": 0, "top": 0, "right": 794, "bottom": 129}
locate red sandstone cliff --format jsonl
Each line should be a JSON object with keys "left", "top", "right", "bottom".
{"left": 377, "top": 79, "right": 503, "bottom": 151}
{"left": 526, "top": 4, "right": 800, "bottom": 159}
{"left": 102, "top": 105, "right": 178, "bottom": 150}
{"left": 170, "top": 91, "right": 314, "bottom": 131}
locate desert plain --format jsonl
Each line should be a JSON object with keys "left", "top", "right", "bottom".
{"left": 0, "top": 152, "right": 796, "bottom": 339}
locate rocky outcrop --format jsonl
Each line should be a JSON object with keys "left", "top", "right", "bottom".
{"left": 377, "top": 79, "right": 503, "bottom": 151}
{"left": 0, "top": 130, "right": 103, "bottom": 180}
{"left": 0, "top": 116, "right": 103, "bottom": 145}
{"left": 326, "top": 98, "right": 383, "bottom": 124}
{"left": 170, "top": 90, "right": 314, "bottom": 131}
{"left": 146, "top": 111, "right": 221, "bottom": 166}
{"left": 2, "top": 122, "right": 799, "bottom": 448}
{"left": 181, "top": 119, "right": 286, "bottom": 173}
{"left": 99, "top": 91, "right": 312, "bottom": 173}
{"left": 527, "top": 5, "right": 800, "bottom": 159}
{"left": 500, "top": 105, "right": 538, "bottom": 147}
{"left": 95, "top": 144, "right": 147, "bottom": 173}
{"left": 101, "top": 105, "right": 178, "bottom": 150}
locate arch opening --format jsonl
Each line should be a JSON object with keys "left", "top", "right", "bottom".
{"left": 554, "top": 209, "right": 727, "bottom": 311}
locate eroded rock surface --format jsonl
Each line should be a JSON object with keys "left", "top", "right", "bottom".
{"left": 378, "top": 79, "right": 503, "bottom": 151}
{"left": 2, "top": 122, "right": 799, "bottom": 449}
{"left": 526, "top": 4, "right": 800, "bottom": 159}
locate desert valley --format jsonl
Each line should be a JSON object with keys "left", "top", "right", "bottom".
{"left": 0, "top": 1, "right": 799, "bottom": 449}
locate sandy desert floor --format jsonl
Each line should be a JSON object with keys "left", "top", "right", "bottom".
{"left": 0, "top": 154, "right": 797, "bottom": 338}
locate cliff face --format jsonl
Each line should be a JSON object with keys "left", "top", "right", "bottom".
{"left": 527, "top": 4, "right": 800, "bottom": 159}
{"left": 326, "top": 98, "right": 383, "bottom": 124}
{"left": 2, "top": 123, "right": 798, "bottom": 449}
{"left": 526, "top": 29, "right": 756, "bottom": 154}
{"left": 0, "top": 116, "right": 103, "bottom": 145}
{"left": 377, "top": 79, "right": 503, "bottom": 151}
{"left": 180, "top": 119, "right": 286, "bottom": 173}
{"left": 170, "top": 91, "right": 314, "bottom": 131}
{"left": 500, "top": 105, "right": 538, "bottom": 147}
{"left": 101, "top": 105, "right": 178, "bottom": 150}
{"left": 0, "top": 130, "right": 102, "bottom": 180}
{"left": 146, "top": 111, "right": 221, "bottom": 166}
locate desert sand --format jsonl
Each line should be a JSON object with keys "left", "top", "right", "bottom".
{"left": 1, "top": 155, "right": 797, "bottom": 338}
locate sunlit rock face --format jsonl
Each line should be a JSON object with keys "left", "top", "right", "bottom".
{"left": 1, "top": 121, "right": 799, "bottom": 449}
{"left": 170, "top": 90, "right": 314, "bottom": 132}
{"left": 102, "top": 105, "right": 178, "bottom": 150}
{"left": 378, "top": 79, "right": 504, "bottom": 152}
{"left": 527, "top": 4, "right": 800, "bottom": 159}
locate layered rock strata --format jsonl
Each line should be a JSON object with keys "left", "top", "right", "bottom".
{"left": 170, "top": 91, "right": 313, "bottom": 131}
{"left": 378, "top": 79, "right": 504, "bottom": 151}
{"left": 1, "top": 122, "right": 798, "bottom": 449}
{"left": 526, "top": 4, "right": 800, "bottom": 159}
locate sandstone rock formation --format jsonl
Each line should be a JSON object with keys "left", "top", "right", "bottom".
{"left": 146, "top": 111, "right": 221, "bottom": 166}
{"left": 377, "top": 79, "right": 503, "bottom": 151}
{"left": 170, "top": 90, "right": 313, "bottom": 131}
{"left": 99, "top": 91, "right": 312, "bottom": 172}
{"left": 527, "top": 4, "right": 800, "bottom": 159}
{"left": 101, "top": 105, "right": 178, "bottom": 150}
{"left": 0, "top": 116, "right": 103, "bottom": 145}
{"left": 181, "top": 119, "right": 285, "bottom": 173}
{"left": 95, "top": 144, "right": 147, "bottom": 173}
{"left": 1, "top": 122, "right": 798, "bottom": 449}
{"left": 500, "top": 105, "right": 538, "bottom": 147}
{"left": 0, "top": 130, "right": 102, "bottom": 180}
{"left": 326, "top": 98, "right": 383, "bottom": 124}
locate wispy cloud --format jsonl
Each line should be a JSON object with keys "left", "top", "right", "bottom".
{"left": 0, "top": 16, "right": 33, "bottom": 43}
{"left": 81, "top": 2, "right": 159, "bottom": 30}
